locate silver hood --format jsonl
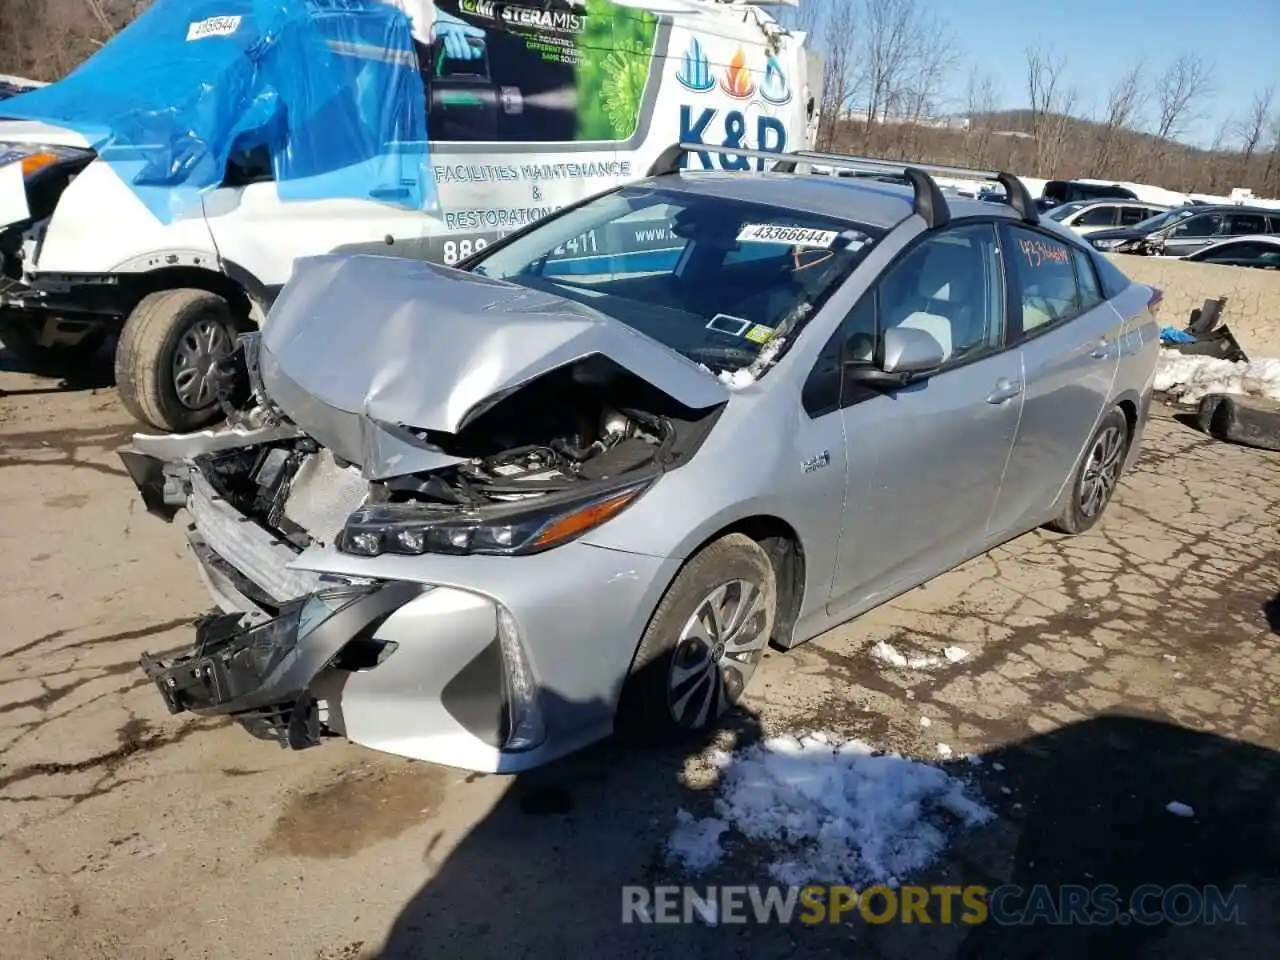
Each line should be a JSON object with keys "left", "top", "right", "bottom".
{"left": 258, "top": 254, "right": 730, "bottom": 480}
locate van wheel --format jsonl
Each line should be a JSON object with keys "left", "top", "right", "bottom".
{"left": 616, "top": 533, "right": 777, "bottom": 745}
{"left": 115, "top": 289, "right": 238, "bottom": 432}
{"left": 0, "top": 311, "right": 107, "bottom": 373}
{"left": 1048, "top": 408, "right": 1131, "bottom": 535}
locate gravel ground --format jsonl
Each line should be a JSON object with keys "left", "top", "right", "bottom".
{"left": 2, "top": 351, "right": 1277, "bottom": 960}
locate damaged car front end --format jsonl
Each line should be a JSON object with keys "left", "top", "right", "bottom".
{"left": 123, "top": 181, "right": 879, "bottom": 772}
{"left": 120, "top": 251, "right": 744, "bottom": 771}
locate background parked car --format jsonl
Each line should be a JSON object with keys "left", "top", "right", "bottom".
{"left": 1180, "top": 234, "right": 1280, "bottom": 269}
{"left": 1042, "top": 179, "right": 1140, "bottom": 205}
{"left": 1046, "top": 199, "right": 1169, "bottom": 236}
{"left": 1088, "top": 204, "right": 1280, "bottom": 255}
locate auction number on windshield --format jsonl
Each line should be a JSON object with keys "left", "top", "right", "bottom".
{"left": 551, "top": 230, "right": 600, "bottom": 258}
{"left": 443, "top": 237, "right": 489, "bottom": 265}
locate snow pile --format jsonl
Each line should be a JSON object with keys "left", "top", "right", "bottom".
{"left": 667, "top": 733, "right": 993, "bottom": 885}
{"left": 1154, "top": 349, "right": 1280, "bottom": 404}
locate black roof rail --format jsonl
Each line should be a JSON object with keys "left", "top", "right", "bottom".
{"left": 646, "top": 142, "right": 1041, "bottom": 229}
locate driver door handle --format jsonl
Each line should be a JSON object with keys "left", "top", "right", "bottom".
{"left": 987, "top": 378, "right": 1022, "bottom": 404}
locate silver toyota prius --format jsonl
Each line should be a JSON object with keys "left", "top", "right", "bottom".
{"left": 122, "top": 148, "right": 1160, "bottom": 773}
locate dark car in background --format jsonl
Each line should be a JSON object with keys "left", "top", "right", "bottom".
{"left": 1042, "top": 179, "right": 1140, "bottom": 205}
{"left": 1087, "top": 204, "right": 1280, "bottom": 256}
{"left": 1181, "top": 235, "right": 1280, "bottom": 270}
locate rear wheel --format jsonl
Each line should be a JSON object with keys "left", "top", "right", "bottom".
{"left": 1048, "top": 408, "right": 1131, "bottom": 535}
{"left": 114, "top": 289, "right": 239, "bottom": 432}
{"left": 0, "top": 310, "right": 107, "bottom": 373}
{"left": 616, "top": 533, "right": 777, "bottom": 745}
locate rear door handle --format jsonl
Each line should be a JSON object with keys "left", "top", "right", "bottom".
{"left": 1091, "top": 338, "right": 1111, "bottom": 359}
{"left": 986, "top": 378, "right": 1022, "bottom": 404}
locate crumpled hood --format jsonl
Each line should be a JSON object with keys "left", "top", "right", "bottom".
{"left": 258, "top": 254, "right": 729, "bottom": 480}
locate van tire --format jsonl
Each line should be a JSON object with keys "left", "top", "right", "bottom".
{"left": 115, "top": 289, "right": 238, "bottom": 432}
{"left": 0, "top": 312, "right": 107, "bottom": 373}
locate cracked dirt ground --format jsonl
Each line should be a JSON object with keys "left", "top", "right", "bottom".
{"left": 1, "top": 356, "right": 1277, "bottom": 960}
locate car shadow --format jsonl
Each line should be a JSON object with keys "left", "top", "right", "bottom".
{"left": 0, "top": 338, "right": 116, "bottom": 396}
{"left": 1264, "top": 593, "right": 1280, "bottom": 634}
{"left": 373, "top": 705, "right": 1279, "bottom": 959}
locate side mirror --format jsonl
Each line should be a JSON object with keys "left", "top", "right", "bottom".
{"left": 844, "top": 327, "right": 945, "bottom": 390}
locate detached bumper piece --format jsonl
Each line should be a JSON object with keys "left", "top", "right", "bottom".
{"left": 139, "top": 581, "right": 420, "bottom": 749}
{"left": 1196, "top": 394, "right": 1280, "bottom": 453}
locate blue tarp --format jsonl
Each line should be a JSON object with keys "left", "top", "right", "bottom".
{"left": 1, "top": 0, "right": 432, "bottom": 223}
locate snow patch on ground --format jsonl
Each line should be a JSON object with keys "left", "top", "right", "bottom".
{"left": 1165, "top": 800, "right": 1196, "bottom": 818}
{"left": 666, "top": 733, "right": 993, "bottom": 886}
{"left": 1154, "top": 349, "right": 1280, "bottom": 404}
{"left": 870, "top": 640, "right": 942, "bottom": 670}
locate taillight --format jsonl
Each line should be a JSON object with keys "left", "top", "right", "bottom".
{"left": 1147, "top": 286, "right": 1163, "bottom": 316}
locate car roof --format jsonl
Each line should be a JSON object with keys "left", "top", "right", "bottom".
{"left": 641, "top": 171, "right": 1023, "bottom": 231}
{"left": 1183, "top": 204, "right": 1277, "bottom": 214}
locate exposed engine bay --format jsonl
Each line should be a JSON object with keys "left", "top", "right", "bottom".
{"left": 193, "top": 335, "right": 720, "bottom": 556}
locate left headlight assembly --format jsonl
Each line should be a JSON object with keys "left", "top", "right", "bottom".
{"left": 0, "top": 142, "right": 94, "bottom": 181}
{"left": 337, "top": 478, "right": 654, "bottom": 559}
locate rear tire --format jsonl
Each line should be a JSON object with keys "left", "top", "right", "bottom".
{"left": 615, "top": 533, "right": 777, "bottom": 746}
{"left": 114, "top": 289, "right": 239, "bottom": 432}
{"left": 0, "top": 311, "right": 107, "bottom": 373}
{"left": 1047, "top": 407, "right": 1131, "bottom": 535}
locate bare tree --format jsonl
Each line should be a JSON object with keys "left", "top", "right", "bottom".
{"left": 1153, "top": 53, "right": 1215, "bottom": 142}
{"left": 1235, "top": 85, "right": 1275, "bottom": 182}
{"left": 815, "top": 0, "right": 858, "bottom": 150}
{"left": 1025, "top": 47, "right": 1077, "bottom": 175}
{"left": 964, "top": 65, "right": 1000, "bottom": 166}
{"left": 1091, "top": 63, "right": 1147, "bottom": 177}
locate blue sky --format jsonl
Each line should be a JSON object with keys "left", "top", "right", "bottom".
{"left": 800, "top": 0, "right": 1279, "bottom": 147}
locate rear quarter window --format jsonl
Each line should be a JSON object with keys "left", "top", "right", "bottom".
{"left": 1090, "top": 250, "right": 1131, "bottom": 300}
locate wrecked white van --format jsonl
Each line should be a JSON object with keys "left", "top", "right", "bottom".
{"left": 0, "top": 0, "right": 819, "bottom": 432}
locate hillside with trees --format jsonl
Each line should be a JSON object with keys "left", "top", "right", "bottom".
{"left": 3, "top": 0, "right": 1277, "bottom": 197}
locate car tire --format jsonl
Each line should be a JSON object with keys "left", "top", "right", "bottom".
{"left": 1047, "top": 407, "right": 1131, "bottom": 535}
{"left": 115, "top": 289, "right": 239, "bottom": 432}
{"left": 615, "top": 533, "right": 777, "bottom": 745}
{"left": 0, "top": 311, "right": 107, "bottom": 373}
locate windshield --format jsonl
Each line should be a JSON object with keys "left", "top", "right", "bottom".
{"left": 469, "top": 187, "right": 880, "bottom": 380}
{"left": 1048, "top": 201, "right": 1090, "bottom": 221}
{"left": 1132, "top": 207, "right": 1195, "bottom": 232}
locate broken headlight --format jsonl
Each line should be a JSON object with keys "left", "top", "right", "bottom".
{"left": 336, "top": 479, "right": 653, "bottom": 558}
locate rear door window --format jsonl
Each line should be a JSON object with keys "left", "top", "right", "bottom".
{"left": 1077, "top": 206, "right": 1119, "bottom": 227}
{"left": 1119, "top": 206, "right": 1151, "bottom": 226}
{"left": 1227, "top": 213, "right": 1268, "bottom": 236}
{"left": 1007, "top": 226, "right": 1087, "bottom": 336}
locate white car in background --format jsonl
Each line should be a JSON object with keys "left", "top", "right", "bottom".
{"left": 1046, "top": 199, "right": 1170, "bottom": 236}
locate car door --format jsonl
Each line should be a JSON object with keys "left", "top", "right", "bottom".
{"left": 987, "top": 227, "right": 1121, "bottom": 540}
{"left": 1162, "top": 212, "right": 1226, "bottom": 256}
{"left": 828, "top": 222, "right": 1022, "bottom": 614}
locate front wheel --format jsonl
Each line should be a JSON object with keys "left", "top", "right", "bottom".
{"left": 615, "top": 533, "right": 777, "bottom": 745}
{"left": 1048, "top": 408, "right": 1131, "bottom": 535}
{"left": 114, "top": 289, "right": 239, "bottom": 432}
